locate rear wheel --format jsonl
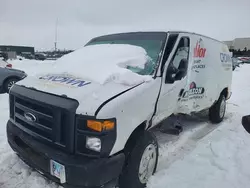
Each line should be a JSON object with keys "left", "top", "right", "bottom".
{"left": 119, "top": 131, "right": 159, "bottom": 188}
{"left": 3, "top": 78, "right": 19, "bottom": 93}
{"left": 209, "top": 94, "right": 226, "bottom": 123}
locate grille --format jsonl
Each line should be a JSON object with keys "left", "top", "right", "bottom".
{"left": 9, "top": 85, "right": 79, "bottom": 153}
{"left": 12, "top": 96, "right": 66, "bottom": 146}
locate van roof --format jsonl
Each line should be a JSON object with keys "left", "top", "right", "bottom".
{"left": 94, "top": 30, "right": 224, "bottom": 44}
{"left": 168, "top": 30, "right": 223, "bottom": 43}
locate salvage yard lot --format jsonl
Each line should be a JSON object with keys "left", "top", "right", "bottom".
{"left": 1, "top": 60, "right": 250, "bottom": 188}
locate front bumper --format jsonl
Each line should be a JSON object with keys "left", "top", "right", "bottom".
{"left": 7, "top": 120, "right": 125, "bottom": 188}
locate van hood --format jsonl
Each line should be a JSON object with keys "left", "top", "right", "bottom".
{"left": 16, "top": 73, "right": 142, "bottom": 116}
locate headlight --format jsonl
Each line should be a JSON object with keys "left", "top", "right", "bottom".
{"left": 76, "top": 116, "right": 116, "bottom": 157}
{"left": 86, "top": 137, "right": 101, "bottom": 152}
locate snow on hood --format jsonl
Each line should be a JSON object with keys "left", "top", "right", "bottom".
{"left": 16, "top": 73, "right": 144, "bottom": 115}
{"left": 15, "top": 44, "right": 153, "bottom": 115}
{"left": 39, "top": 44, "right": 153, "bottom": 86}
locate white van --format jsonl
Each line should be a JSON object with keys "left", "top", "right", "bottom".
{"left": 7, "top": 31, "right": 232, "bottom": 188}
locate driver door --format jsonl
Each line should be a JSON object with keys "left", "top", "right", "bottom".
{"left": 153, "top": 36, "right": 190, "bottom": 125}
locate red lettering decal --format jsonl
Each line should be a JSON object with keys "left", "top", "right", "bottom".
{"left": 202, "top": 49, "right": 206, "bottom": 57}
{"left": 193, "top": 40, "right": 206, "bottom": 58}
{"left": 199, "top": 49, "right": 203, "bottom": 57}
{"left": 194, "top": 42, "right": 198, "bottom": 57}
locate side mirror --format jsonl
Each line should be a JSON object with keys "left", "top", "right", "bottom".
{"left": 175, "top": 69, "right": 186, "bottom": 80}
{"left": 175, "top": 58, "right": 188, "bottom": 81}
{"left": 242, "top": 115, "right": 250, "bottom": 134}
{"left": 165, "top": 65, "right": 178, "bottom": 83}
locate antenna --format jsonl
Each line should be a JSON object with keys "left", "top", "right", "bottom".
{"left": 54, "top": 18, "right": 58, "bottom": 52}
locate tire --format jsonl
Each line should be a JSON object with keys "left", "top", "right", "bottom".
{"left": 209, "top": 94, "right": 226, "bottom": 123}
{"left": 119, "top": 131, "right": 159, "bottom": 188}
{"left": 3, "top": 78, "right": 19, "bottom": 93}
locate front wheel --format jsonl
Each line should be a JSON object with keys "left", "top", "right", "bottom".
{"left": 209, "top": 94, "right": 226, "bottom": 123}
{"left": 119, "top": 131, "right": 159, "bottom": 188}
{"left": 3, "top": 78, "right": 19, "bottom": 93}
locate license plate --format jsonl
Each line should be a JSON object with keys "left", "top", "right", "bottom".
{"left": 50, "top": 160, "right": 66, "bottom": 183}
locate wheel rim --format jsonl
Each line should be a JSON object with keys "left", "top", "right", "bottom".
{"left": 219, "top": 97, "right": 226, "bottom": 118}
{"left": 138, "top": 144, "right": 157, "bottom": 184}
{"left": 7, "top": 81, "right": 16, "bottom": 91}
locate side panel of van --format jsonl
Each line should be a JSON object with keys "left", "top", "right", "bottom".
{"left": 176, "top": 33, "right": 232, "bottom": 113}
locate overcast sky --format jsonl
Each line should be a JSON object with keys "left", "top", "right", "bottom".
{"left": 0, "top": 0, "right": 250, "bottom": 51}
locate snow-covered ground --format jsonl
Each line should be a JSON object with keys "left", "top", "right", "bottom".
{"left": 0, "top": 60, "right": 250, "bottom": 188}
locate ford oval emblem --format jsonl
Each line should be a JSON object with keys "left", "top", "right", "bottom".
{"left": 24, "top": 112, "right": 37, "bottom": 122}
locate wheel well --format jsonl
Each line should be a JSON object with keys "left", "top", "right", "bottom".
{"left": 3, "top": 76, "right": 20, "bottom": 85}
{"left": 2, "top": 76, "right": 20, "bottom": 91}
{"left": 221, "top": 88, "right": 228, "bottom": 98}
{"left": 123, "top": 121, "right": 147, "bottom": 155}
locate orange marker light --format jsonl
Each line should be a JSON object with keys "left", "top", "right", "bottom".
{"left": 87, "top": 120, "right": 115, "bottom": 132}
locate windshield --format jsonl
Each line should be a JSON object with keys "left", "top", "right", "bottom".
{"left": 86, "top": 32, "right": 167, "bottom": 75}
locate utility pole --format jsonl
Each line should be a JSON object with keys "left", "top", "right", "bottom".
{"left": 54, "top": 18, "right": 58, "bottom": 52}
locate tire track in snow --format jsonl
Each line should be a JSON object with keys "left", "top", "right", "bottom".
{"left": 0, "top": 153, "right": 60, "bottom": 188}
{"left": 154, "top": 110, "right": 236, "bottom": 173}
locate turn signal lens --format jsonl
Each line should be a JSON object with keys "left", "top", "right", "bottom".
{"left": 87, "top": 120, "right": 115, "bottom": 132}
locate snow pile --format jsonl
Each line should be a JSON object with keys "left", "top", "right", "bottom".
{"left": 44, "top": 44, "right": 153, "bottom": 86}
{"left": 147, "top": 65, "right": 250, "bottom": 188}
{"left": 0, "top": 59, "right": 7, "bottom": 67}
{"left": 9, "top": 59, "right": 55, "bottom": 76}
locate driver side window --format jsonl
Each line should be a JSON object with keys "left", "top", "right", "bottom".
{"left": 171, "top": 37, "right": 190, "bottom": 69}
{"left": 165, "top": 37, "right": 190, "bottom": 83}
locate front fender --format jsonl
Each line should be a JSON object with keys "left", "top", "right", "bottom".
{"left": 96, "top": 78, "right": 161, "bottom": 155}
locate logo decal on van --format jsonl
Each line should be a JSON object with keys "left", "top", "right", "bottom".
{"left": 220, "top": 46, "right": 231, "bottom": 63}
{"left": 220, "top": 53, "right": 231, "bottom": 63}
{"left": 220, "top": 46, "right": 232, "bottom": 70}
{"left": 189, "top": 82, "right": 205, "bottom": 96}
{"left": 191, "top": 60, "right": 205, "bottom": 71}
{"left": 180, "top": 82, "right": 205, "bottom": 101}
{"left": 194, "top": 39, "right": 206, "bottom": 58}
{"left": 192, "top": 39, "right": 207, "bottom": 72}
{"left": 39, "top": 74, "right": 91, "bottom": 88}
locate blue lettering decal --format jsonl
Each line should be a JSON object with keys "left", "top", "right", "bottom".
{"left": 40, "top": 75, "right": 54, "bottom": 80}
{"left": 51, "top": 76, "right": 59, "bottom": 81}
{"left": 72, "top": 80, "right": 91, "bottom": 87}
{"left": 66, "top": 78, "right": 77, "bottom": 84}
{"left": 40, "top": 75, "right": 91, "bottom": 87}
{"left": 60, "top": 77, "right": 70, "bottom": 83}
{"left": 220, "top": 53, "right": 231, "bottom": 63}
{"left": 67, "top": 79, "right": 91, "bottom": 87}
{"left": 52, "top": 76, "right": 70, "bottom": 83}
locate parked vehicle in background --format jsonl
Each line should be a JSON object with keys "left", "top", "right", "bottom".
{"left": 35, "top": 53, "right": 46, "bottom": 61}
{"left": 0, "top": 58, "right": 12, "bottom": 68}
{"left": 0, "top": 67, "right": 27, "bottom": 93}
{"left": 20, "top": 52, "right": 35, "bottom": 60}
{"left": 0, "top": 51, "right": 9, "bottom": 61}
{"left": 232, "top": 57, "right": 241, "bottom": 70}
{"left": 6, "top": 31, "right": 232, "bottom": 188}
{"left": 239, "top": 57, "right": 250, "bottom": 63}
{"left": 0, "top": 51, "right": 4, "bottom": 58}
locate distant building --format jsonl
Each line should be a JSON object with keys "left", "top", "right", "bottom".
{"left": 223, "top": 38, "right": 250, "bottom": 51}
{"left": 0, "top": 45, "right": 35, "bottom": 55}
